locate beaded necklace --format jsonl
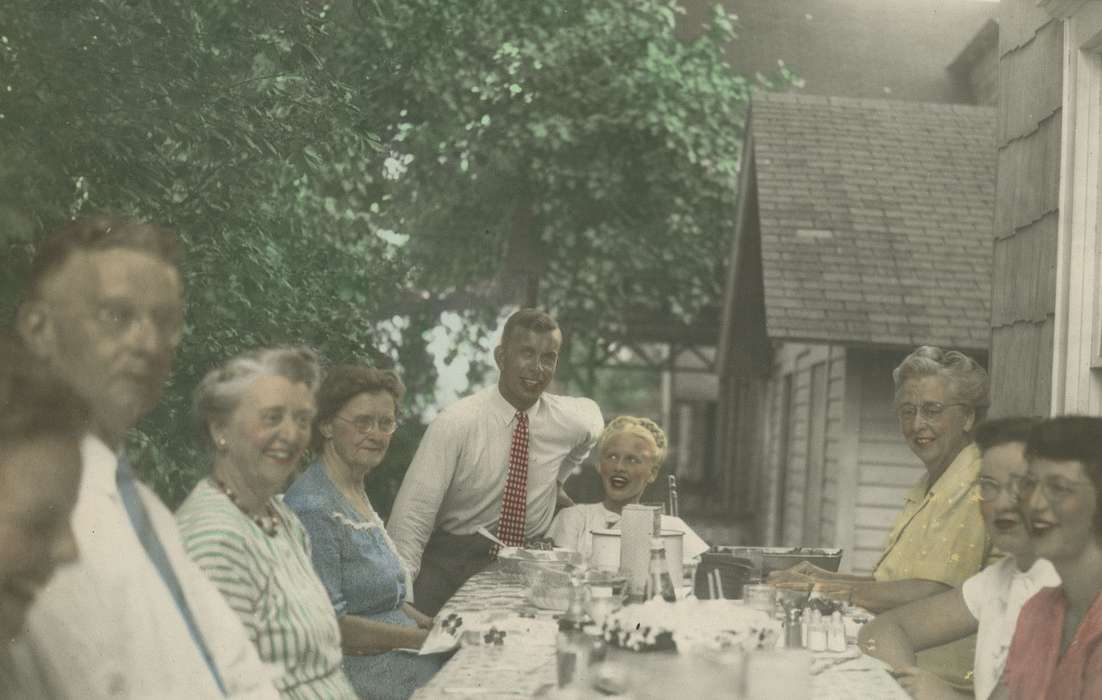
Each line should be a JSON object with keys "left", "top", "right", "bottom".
{"left": 210, "top": 477, "right": 280, "bottom": 537}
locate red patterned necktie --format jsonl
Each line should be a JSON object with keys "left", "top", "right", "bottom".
{"left": 495, "top": 411, "right": 529, "bottom": 553}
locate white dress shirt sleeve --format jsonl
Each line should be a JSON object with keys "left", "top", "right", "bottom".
{"left": 24, "top": 435, "right": 280, "bottom": 700}
{"left": 557, "top": 398, "right": 604, "bottom": 482}
{"left": 387, "top": 416, "right": 461, "bottom": 582}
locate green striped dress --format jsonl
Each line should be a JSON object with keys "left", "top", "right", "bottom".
{"left": 176, "top": 479, "right": 357, "bottom": 700}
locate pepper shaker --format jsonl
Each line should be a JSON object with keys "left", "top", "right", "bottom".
{"left": 785, "top": 608, "right": 804, "bottom": 648}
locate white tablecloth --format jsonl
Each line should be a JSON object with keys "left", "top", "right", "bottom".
{"left": 412, "top": 567, "right": 909, "bottom": 699}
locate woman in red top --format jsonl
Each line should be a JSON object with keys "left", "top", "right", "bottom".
{"left": 1001, "top": 416, "right": 1102, "bottom": 699}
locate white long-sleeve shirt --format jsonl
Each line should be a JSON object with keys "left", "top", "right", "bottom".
{"left": 23, "top": 435, "right": 280, "bottom": 700}
{"left": 388, "top": 386, "right": 603, "bottom": 580}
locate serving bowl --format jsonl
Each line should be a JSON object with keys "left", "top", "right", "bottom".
{"left": 712, "top": 546, "right": 843, "bottom": 579}
{"left": 497, "top": 547, "right": 583, "bottom": 584}
{"left": 524, "top": 564, "right": 625, "bottom": 613}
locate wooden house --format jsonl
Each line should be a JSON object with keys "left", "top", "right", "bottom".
{"left": 716, "top": 92, "right": 995, "bottom": 573}
{"left": 653, "top": 0, "right": 1001, "bottom": 518}
{"left": 989, "top": 0, "right": 1102, "bottom": 416}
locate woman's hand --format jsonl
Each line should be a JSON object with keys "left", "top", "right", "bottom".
{"left": 402, "top": 602, "right": 435, "bottom": 630}
{"left": 893, "top": 665, "right": 965, "bottom": 700}
{"left": 813, "top": 580, "right": 858, "bottom": 604}
{"left": 767, "top": 561, "right": 838, "bottom": 587}
{"left": 767, "top": 563, "right": 818, "bottom": 590}
{"left": 344, "top": 626, "right": 429, "bottom": 655}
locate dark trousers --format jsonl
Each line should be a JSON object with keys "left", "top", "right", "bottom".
{"left": 412, "top": 530, "right": 494, "bottom": 616}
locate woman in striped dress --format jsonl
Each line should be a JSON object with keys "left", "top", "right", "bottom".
{"left": 176, "top": 347, "right": 356, "bottom": 700}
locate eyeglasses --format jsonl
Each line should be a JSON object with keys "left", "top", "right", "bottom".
{"left": 334, "top": 414, "right": 398, "bottom": 435}
{"left": 92, "top": 300, "right": 184, "bottom": 345}
{"left": 974, "top": 475, "right": 1029, "bottom": 502}
{"left": 1019, "top": 475, "right": 1092, "bottom": 503}
{"left": 896, "top": 401, "right": 969, "bottom": 422}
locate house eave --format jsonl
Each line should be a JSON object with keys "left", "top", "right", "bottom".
{"left": 1039, "top": 0, "right": 1090, "bottom": 20}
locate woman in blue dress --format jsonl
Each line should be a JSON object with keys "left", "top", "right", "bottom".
{"left": 285, "top": 366, "right": 443, "bottom": 700}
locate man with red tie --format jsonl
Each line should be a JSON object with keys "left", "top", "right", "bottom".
{"left": 389, "top": 309, "right": 604, "bottom": 615}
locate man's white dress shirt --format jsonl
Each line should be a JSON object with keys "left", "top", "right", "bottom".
{"left": 388, "top": 386, "right": 603, "bottom": 580}
{"left": 960, "top": 556, "right": 1061, "bottom": 700}
{"left": 23, "top": 435, "right": 279, "bottom": 699}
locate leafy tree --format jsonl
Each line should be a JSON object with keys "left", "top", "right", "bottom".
{"left": 354, "top": 0, "right": 790, "bottom": 385}
{"left": 0, "top": 0, "right": 425, "bottom": 506}
{"left": 1, "top": 0, "right": 788, "bottom": 508}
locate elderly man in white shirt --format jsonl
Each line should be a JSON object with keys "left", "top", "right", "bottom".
{"left": 388, "top": 308, "right": 604, "bottom": 615}
{"left": 17, "top": 216, "right": 278, "bottom": 699}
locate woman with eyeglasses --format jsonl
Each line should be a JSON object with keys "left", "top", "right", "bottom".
{"left": 858, "top": 417, "right": 1059, "bottom": 700}
{"left": 771, "top": 345, "right": 995, "bottom": 692}
{"left": 999, "top": 416, "right": 1102, "bottom": 699}
{"left": 175, "top": 347, "right": 357, "bottom": 699}
{"left": 284, "top": 366, "right": 443, "bottom": 700}
{"left": 547, "top": 416, "right": 709, "bottom": 568}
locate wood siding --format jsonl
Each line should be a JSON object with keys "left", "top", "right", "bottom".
{"left": 852, "top": 350, "right": 924, "bottom": 574}
{"left": 731, "top": 344, "right": 988, "bottom": 574}
{"left": 989, "top": 0, "right": 1064, "bottom": 417}
{"left": 749, "top": 345, "right": 921, "bottom": 574}
{"left": 753, "top": 343, "right": 850, "bottom": 551}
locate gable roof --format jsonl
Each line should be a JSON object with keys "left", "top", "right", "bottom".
{"left": 732, "top": 92, "right": 995, "bottom": 352}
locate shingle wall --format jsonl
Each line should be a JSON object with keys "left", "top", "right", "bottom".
{"left": 989, "top": 0, "right": 1063, "bottom": 417}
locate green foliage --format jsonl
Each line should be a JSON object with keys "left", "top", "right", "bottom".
{"left": 1, "top": 0, "right": 787, "bottom": 507}
{"left": 359, "top": 1, "right": 785, "bottom": 366}
{"left": 0, "top": 0, "right": 425, "bottom": 507}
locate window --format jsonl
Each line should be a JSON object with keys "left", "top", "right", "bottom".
{"left": 1050, "top": 2, "right": 1102, "bottom": 413}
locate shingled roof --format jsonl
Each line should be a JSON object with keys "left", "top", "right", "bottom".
{"left": 739, "top": 92, "right": 995, "bottom": 351}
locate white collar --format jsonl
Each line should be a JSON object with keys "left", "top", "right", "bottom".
{"left": 80, "top": 433, "right": 123, "bottom": 497}
{"left": 488, "top": 385, "right": 543, "bottom": 426}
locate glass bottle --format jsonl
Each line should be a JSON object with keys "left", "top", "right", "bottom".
{"left": 557, "top": 577, "right": 593, "bottom": 688}
{"left": 641, "top": 537, "right": 677, "bottom": 603}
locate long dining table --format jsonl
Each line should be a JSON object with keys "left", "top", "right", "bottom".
{"left": 411, "top": 564, "right": 911, "bottom": 699}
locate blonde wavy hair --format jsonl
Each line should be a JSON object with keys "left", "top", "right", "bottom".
{"left": 596, "top": 415, "right": 669, "bottom": 467}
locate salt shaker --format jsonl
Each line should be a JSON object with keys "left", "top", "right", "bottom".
{"left": 806, "top": 611, "right": 827, "bottom": 652}
{"left": 828, "top": 611, "right": 847, "bottom": 652}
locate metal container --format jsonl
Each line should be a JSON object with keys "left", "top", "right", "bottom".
{"left": 619, "top": 504, "right": 661, "bottom": 591}
{"left": 713, "top": 546, "right": 843, "bottom": 579}
{"left": 590, "top": 528, "right": 686, "bottom": 584}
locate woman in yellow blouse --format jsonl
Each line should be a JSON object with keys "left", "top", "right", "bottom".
{"left": 771, "top": 345, "right": 994, "bottom": 690}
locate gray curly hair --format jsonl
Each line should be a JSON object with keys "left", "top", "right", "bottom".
{"left": 892, "top": 345, "right": 989, "bottom": 422}
{"left": 193, "top": 346, "right": 322, "bottom": 450}
{"left": 596, "top": 415, "right": 669, "bottom": 466}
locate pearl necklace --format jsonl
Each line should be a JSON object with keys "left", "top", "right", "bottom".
{"left": 210, "top": 477, "right": 280, "bottom": 537}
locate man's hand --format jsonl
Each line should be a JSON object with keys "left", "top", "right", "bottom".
{"left": 555, "top": 482, "right": 576, "bottom": 510}
{"left": 893, "top": 665, "right": 964, "bottom": 700}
